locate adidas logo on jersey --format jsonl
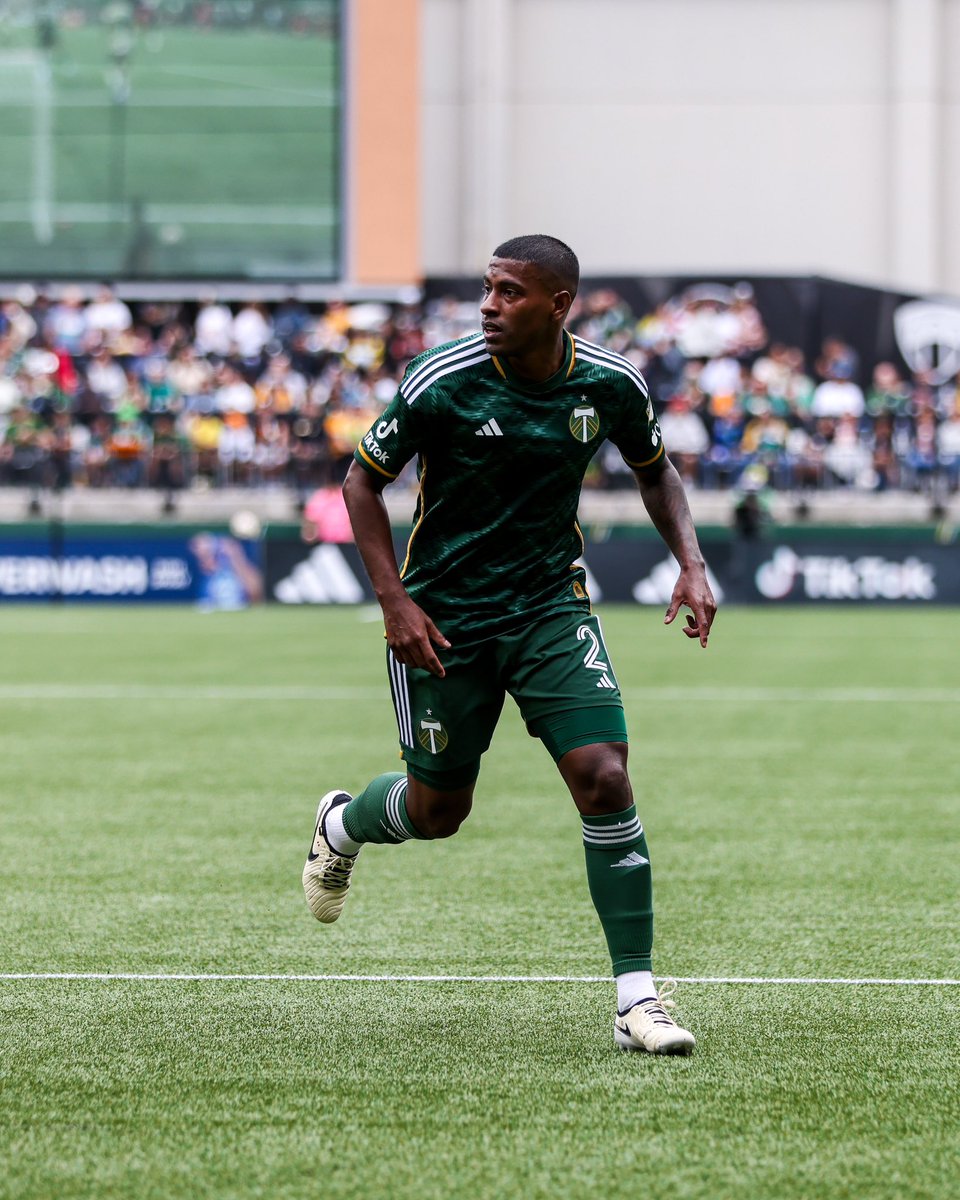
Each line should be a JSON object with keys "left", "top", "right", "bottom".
{"left": 475, "top": 419, "right": 504, "bottom": 437}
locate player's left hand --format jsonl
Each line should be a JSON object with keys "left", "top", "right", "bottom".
{"left": 664, "top": 563, "right": 717, "bottom": 648}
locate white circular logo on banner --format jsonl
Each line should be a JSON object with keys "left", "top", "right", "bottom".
{"left": 893, "top": 300, "right": 960, "bottom": 386}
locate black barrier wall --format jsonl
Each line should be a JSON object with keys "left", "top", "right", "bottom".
{"left": 263, "top": 527, "right": 960, "bottom": 607}
{"left": 1, "top": 523, "right": 954, "bottom": 605}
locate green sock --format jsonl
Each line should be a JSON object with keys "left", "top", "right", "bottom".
{"left": 581, "top": 805, "right": 653, "bottom": 974}
{"left": 342, "top": 773, "right": 425, "bottom": 845}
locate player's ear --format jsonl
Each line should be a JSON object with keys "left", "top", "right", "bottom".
{"left": 553, "top": 290, "right": 573, "bottom": 322}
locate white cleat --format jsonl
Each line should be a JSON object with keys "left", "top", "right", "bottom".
{"left": 302, "top": 790, "right": 357, "bottom": 924}
{"left": 614, "top": 982, "right": 696, "bottom": 1055}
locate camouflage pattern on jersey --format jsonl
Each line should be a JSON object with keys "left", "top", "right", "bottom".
{"left": 354, "top": 331, "right": 663, "bottom": 643}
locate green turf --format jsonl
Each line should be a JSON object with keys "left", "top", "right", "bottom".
{"left": 1, "top": 605, "right": 958, "bottom": 1199}
{"left": 0, "top": 21, "right": 340, "bottom": 276}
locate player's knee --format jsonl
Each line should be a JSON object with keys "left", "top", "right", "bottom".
{"left": 563, "top": 746, "right": 633, "bottom": 816}
{"left": 416, "top": 807, "right": 469, "bottom": 839}
{"left": 406, "top": 784, "right": 473, "bottom": 839}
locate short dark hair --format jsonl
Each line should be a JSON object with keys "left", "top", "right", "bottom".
{"left": 492, "top": 234, "right": 579, "bottom": 298}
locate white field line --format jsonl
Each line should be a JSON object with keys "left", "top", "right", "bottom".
{"left": 0, "top": 90, "right": 336, "bottom": 107}
{"left": 0, "top": 685, "right": 380, "bottom": 701}
{"left": 0, "top": 685, "right": 959, "bottom": 704}
{"left": 1, "top": 973, "right": 958, "bottom": 986}
{"left": 161, "top": 64, "right": 333, "bottom": 98}
{"left": 0, "top": 201, "right": 334, "bottom": 226}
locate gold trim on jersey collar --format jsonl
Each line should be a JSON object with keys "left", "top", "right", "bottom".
{"left": 565, "top": 331, "right": 576, "bottom": 379}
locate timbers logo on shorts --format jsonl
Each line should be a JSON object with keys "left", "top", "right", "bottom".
{"left": 417, "top": 713, "right": 449, "bottom": 754}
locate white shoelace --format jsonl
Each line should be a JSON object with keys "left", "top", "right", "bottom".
{"left": 320, "top": 856, "right": 354, "bottom": 889}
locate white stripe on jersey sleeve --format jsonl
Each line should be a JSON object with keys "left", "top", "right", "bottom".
{"left": 400, "top": 335, "right": 486, "bottom": 402}
{"left": 574, "top": 337, "right": 650, "bottom": 397}
{"left": 403, "top": 349, "right": 491, "bottom": 406}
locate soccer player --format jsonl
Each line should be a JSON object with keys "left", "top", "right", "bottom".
{"left": 303, "top": 235, "right": 716, "bottom": 1054}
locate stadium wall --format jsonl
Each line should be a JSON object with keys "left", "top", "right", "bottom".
{"left": 348, "top": 0, "right": 420, "bottom": 285}
{"left": 420, "top": 0, "right": 960, "bottom": 296}
{"left": 2, "top": 523, "right": 958, "bottom": 606}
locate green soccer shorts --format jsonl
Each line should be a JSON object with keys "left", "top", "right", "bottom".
{"left": 386, "top": 608, "right": 628, "bottom": 789}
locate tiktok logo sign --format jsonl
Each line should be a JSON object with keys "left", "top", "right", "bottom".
{"left": 756, "top": 547, "right": 936, "bottom": 601}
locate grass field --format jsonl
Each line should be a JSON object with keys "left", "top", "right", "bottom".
{"left": 1, "top": 604, "right": 958, "bottom": 1199}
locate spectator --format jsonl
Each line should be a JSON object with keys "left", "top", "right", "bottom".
{"left": 108, "top": 414, "right": 149, "bottom": 487}
{"left": 141, "top": 358, "right": 180, "bottom": 414}
{"left": 47, "top": 409, "right": 74, "bottom": 491}
{"left": 1, "top": 405, "right": 46, "bottom": 486}
{"left": 938, "top": 398, "right": 960, "bottom": 491}
{"left": 214, "top": 363, "right": 256, "bottom": 415}
{"left": 194, "top": 295, "right": 233, "bottom": 358}
{"left": 816, "top": 336, "right": 860, "bottom": 384}
{"left": 186, "top": 411, "right": 223, "bottom": 484}
{"left": 866, "top": 361, "right": 912, "bottom": 417}
{"left": 811, "top": 359, "right": 866, "bottom": 419}
{"left": 741, "top": 408, "right": 791, "bottom": 485}
{"left": 232, "top": 302, "right": 272, "bottom": 361}
{"left": 658, "top": 393, "right": 710, "bottom": 484}
{"left": 290, "top": 397, "right": 330, "bottom": 492}
{"left": 1, "top": 286, "right": 956, "bottom": 503}
{"left": 252, "top": 410, "right": 290, "bottom": 485}
{"left": 85, "top": 348, "right": 129, "bottom": 410}
{"left": 698, "top": 355, "right": 743, "bottom": 404}
{"left": 44, "top": 287, "right": 87, "bottom": 355}
{"left": 168, "top": 344, "right": 215, "bottom": 411}
{"left": 255, "top": 352, "right": 307, "bottom": 415}
{"left": 218, "top": 412, "right": 256, "bottom": 485}
{"left": 823, "top": 413, "right": 871, "bottom": 487}
{"left": 148, "top": 412, "right": 188, "bottom": 498}
{"left": 83, "top": 415, "right": 113, "bottom": 488}
{"left": 273, "top": 294, "right": 311, "bottom": 347}
{"left": 301, "top": 484, "right": 354, "bottom": 543}
{"left": 869, "top": 413, "right": 899, "bottom": 492}
{"left": 906, "top": 409, "right": 939, "bottom": 492}
{"left": 84, "top": 285, "right": 133, "bottom": 343}
{"left": 751, "top": 344, "right": 813, "bottom": 413}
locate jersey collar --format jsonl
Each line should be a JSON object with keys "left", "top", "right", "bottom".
{"left": 490, "top": 330, "right": 577, "bottom": 393}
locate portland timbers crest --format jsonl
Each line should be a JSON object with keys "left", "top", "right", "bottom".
{"left": 417, "top": 713, "right": 448, "bottom": 755}
{"left": 569, "top": 400, "right": 600, "bottom": 443}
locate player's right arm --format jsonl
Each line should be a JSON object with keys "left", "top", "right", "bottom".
{"left": 343, "top": 378, "right": 450, "bottom": 678}
{"left": 342, "top": 463, "right": 450, "bottom": 678}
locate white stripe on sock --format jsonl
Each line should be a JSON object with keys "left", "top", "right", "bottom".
{"left": 385, "top": 778, "right": 412, "bottom": 841}
{"left": 582, "top": 818, "right": 642, "bottom": 846}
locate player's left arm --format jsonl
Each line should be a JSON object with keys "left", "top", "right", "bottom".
{"left": 633, "top": 453, "right": 717, "bottom": 647}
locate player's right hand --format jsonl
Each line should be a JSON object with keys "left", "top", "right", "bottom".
{"left": 382, "top": 596, "right": 451, "bottom": 678}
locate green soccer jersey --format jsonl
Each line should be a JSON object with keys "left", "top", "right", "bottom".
{"left": 354, "top": 330, "right": 664, "bottom": 643}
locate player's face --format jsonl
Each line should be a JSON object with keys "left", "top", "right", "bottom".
{"left": 480, "top": 259, "right": 565, "bottom": 356}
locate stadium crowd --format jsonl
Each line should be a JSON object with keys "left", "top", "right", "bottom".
{"left": 1, "top": 284, "right": 959, "bottom": 505}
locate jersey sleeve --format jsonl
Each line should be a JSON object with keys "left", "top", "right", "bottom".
{"left": 607, "top": 372, "right": 665, "bottom": 470}
{"left": 353, "top": 386, "right": 424, "bottom": 481}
